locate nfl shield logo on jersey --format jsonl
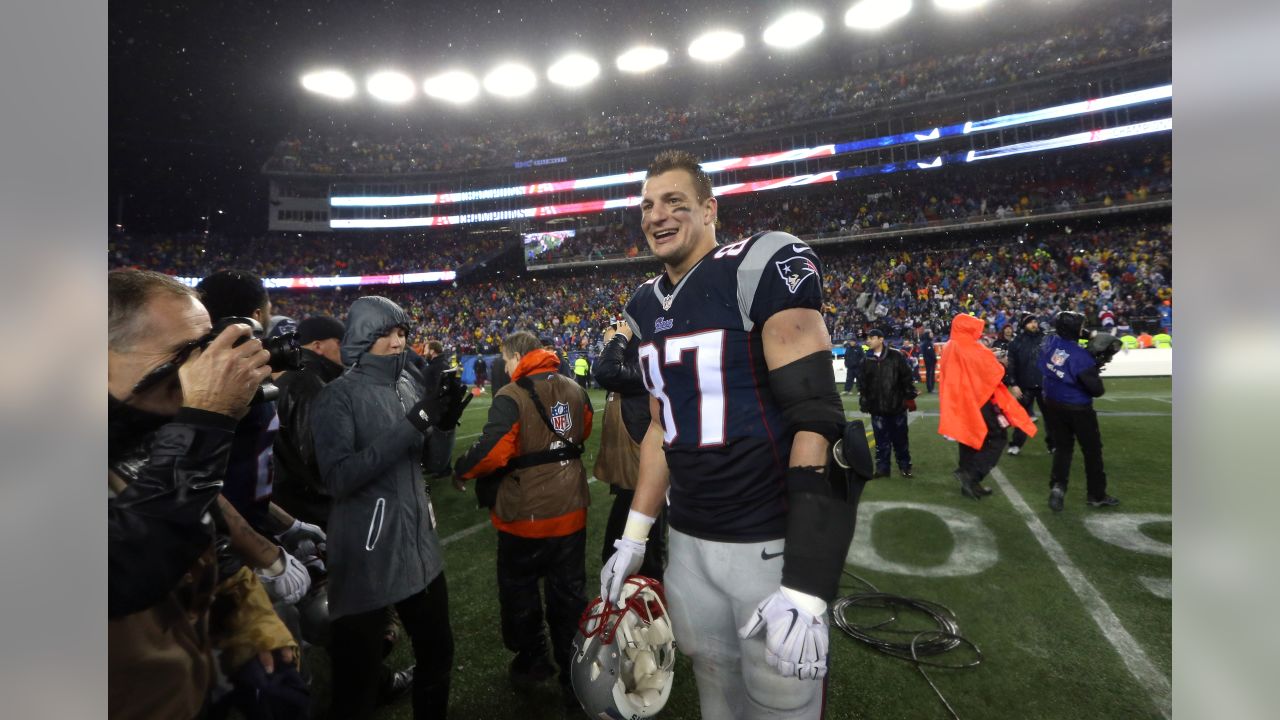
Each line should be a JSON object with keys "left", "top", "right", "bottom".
{"left": 550, "top": 401, "right": 572, "bottom": 434}
{"left": 1051, "top": 348, "right": 1070, "bottom": 366}
{"left": 775, "top": 256, "right": 818, "bottom": 294}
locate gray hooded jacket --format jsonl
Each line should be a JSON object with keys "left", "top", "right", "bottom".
{"left": 311, "top": 296, "right": 444, "bottom": 619}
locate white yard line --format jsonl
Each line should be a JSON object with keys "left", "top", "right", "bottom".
{"left": 1150, "top": 397, "right": 1173, "bottom": 405}
{"left": 989, "top": 467, "right": 1172, "bottom": 719}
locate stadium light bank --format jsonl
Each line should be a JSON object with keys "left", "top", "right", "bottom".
{"left": 763, "top": 11, "right": 825, "bottom": 49}
{"left": 845, "top": 0, "right": 913, "bottom": 30}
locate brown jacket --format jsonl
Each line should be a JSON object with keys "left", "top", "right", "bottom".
{"left": 108, "top": 544, "right": 217, "bottom": 720}
{"left": 592, "top": 391, "right": 640, "bottom": 490}
{"left": 457, "top": 349, "right": 594, "bottom": 537}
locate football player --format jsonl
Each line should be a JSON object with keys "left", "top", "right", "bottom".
{"left": 600, "top": 150, "right": 865, "bottom": 719}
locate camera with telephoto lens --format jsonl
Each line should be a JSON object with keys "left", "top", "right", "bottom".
{"left": 206, "top": 316, "right": 303, "bottom": 403}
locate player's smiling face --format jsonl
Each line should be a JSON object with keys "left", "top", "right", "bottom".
{"left": 640, "top": 169, "right": 717, "bottom": 275}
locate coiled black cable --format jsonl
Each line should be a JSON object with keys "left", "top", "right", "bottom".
{"left": 830, "top": 570, "right": 983, "bottom": 720}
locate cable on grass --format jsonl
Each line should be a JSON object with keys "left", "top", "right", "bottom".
{"left": 830, "top": 570, "right": 983, "bottom": 720}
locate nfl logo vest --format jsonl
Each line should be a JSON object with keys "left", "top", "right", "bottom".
{"left": 550, "top": 401, "right": 572, "bottom": 434}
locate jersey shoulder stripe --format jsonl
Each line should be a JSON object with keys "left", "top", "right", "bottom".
{"left": 732, "top": 231, "right": 819, "bottom": 331}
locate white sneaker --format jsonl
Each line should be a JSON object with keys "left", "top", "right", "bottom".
{"left": 1007, "top": 446, "right": 1021, "bottom": 456}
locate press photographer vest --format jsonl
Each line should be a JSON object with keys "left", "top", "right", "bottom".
{"left": 593, "top": 391, "right": 640, "bottom": 491}
{"left": 491, "top": 372, "right": 590, "bottom": 533}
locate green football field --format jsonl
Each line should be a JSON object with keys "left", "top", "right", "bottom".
{"left": 304, "top": 377, "right": 1172, "bottom": 720}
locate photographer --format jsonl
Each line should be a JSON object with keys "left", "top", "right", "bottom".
{"left": 195, "top": 271, "right": 324, "bottom": 607}
{"left": 453, "top": 330, "right": 593, "bottom": 708}
{"left": 107, "top": 269, "right": 290, "bottom": 719}
{"left": 1040, "top": 311, "right": 1120, "bottom": 512}
{"left": 420, "top": 340, "right": 457, "bottom": 479}
{"left": 592, "top": 318, "right": 665, "bottom": 581}
{"left": 311, "top": 296, "right": 468, "bottom": 719}
{"left": 273, "top": 316, "right": 346, "bottom": 527}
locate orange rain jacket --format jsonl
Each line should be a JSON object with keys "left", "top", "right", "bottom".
{"left": 938, "top": 314, "right": 1036, "bottom": 450}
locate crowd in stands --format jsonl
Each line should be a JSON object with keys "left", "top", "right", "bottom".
{"left": 267, "top": 11, "right": 1169, "bottom": 175}
{"left": 251, "top": 218, "right": 1170, "bottom": 361}
{"left": 533, "top": 141, "right": 1172, "bottom": 263}
{"left": 109, "top": 229, "right": 514, "bottom": 278}
{"left": 113, "top": 142, "right": 1172, "bottom": 353}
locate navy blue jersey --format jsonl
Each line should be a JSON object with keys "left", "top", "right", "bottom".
{"left": 222, "top": 401, "right": 280, "bottom": 532}
{"left": 623, "top": 231, "right": 824, "bottom": 542}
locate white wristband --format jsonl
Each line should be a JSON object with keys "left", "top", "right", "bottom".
{"left": 781, "top": 586, "right": 828, "bottom": 616}
{"left": 262, "top": 547, "right": 287, "bottom": 577}
{"left": 622, "top": 509, "right": 657, "bottom": 543}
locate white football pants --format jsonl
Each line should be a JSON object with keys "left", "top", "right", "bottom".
{"left": 665, "top": 528, "right": 827, "bottom": 720}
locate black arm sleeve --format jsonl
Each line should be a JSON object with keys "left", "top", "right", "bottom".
{"left": 592, "top": 334, "right": 646, "bottom": 394}
{"left": 108, "top": 408, "right": 236, "bottom": 618}
{"left": 1078, "top": 365, "right": 1106, "bottom": 398}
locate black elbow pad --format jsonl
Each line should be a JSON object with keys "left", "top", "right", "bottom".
{"left": 768, "top": 350, "right": 845, "bottom": 442}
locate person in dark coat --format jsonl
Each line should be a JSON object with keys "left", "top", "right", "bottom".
{"left": 421, "top": 340, "right": 457, "bottom": 479}
{"left": 272, "top": 316, "right": 346, "bottom": 527}
{"left": 841, "top": 339, "right": 864, "bottom": 395}
{"left": 1004, "top": 313, "right": 1054, "bottom": 456}
{"left": 858, "top": 328, "right": 918, "bottom": 478}
{"left": 312, "top": 296, "right": 465, "bottom": 719}
{"left": 919, "top": 325, "right": 938, "bottom": 393}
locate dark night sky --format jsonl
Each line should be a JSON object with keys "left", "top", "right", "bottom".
{"left": 108, "top": 0, "right": 1146, "bottom": 236}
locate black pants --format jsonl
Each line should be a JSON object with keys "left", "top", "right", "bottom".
{"left": 329, "top": 575, "right": 453, "bottom": 720}
{"left": 871, "top": 412, "right": 911, "bottom": 472}
{"left": 602, "top": 486, "right": 667, "bottom": 580}
{"left": 1009, "top": 387, "right": 1053, "bottom": 450}
{"left": 956, "top": 403, "right": 1008, "bottom": 484}
{"left": 843, "top": 367, "right": 859, "bottom": 392}
{"left": 924, "top": 354, "right": 937, "bottom": 393}
{"left": 497, "top": 529, "right": 587, "bottom": 685}
{"left": 1044, "top": 400, "right": 1108, "bottom": 500}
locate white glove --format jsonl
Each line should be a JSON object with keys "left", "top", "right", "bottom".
{"left": 601, "top": 537, "right": 646, "bottom": 607}
{"left": 279, "top": 518, "right": 327, "bottom": 557}
{"left": 256, "top": 547, "right": 311, "bottom": 605}
{"left": 737, "top": 586, "right": 829, "bottom": 680}
{"left": 600, "top": 510, "right": 655, "bottom": 605}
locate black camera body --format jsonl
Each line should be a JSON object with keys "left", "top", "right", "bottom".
{"left": 207, "top": 316, "right": 303, "bottom": 403}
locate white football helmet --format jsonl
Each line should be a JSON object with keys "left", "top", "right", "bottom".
{"left": 570, "top": 576, "right": 677, "bottom": 719}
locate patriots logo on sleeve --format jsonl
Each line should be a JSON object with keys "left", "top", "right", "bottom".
{"left": 550, "top": 401, "right": 572, "bottom": 434}
{"left": 775, "top": 256, "right": 819, "bottom": 294}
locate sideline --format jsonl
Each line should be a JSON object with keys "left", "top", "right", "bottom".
{"left": 988, "top": 467, "right": 1172, "bottom": 719}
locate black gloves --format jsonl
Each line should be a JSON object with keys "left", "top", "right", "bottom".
{"left": 407, "top": 367, "right": 473, "bottom": 433}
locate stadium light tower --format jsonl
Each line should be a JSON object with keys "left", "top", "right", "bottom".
{"left": 300, "top": 69, "right": 356, "bottom": 99}
{"left": 845, "top": 0, "right": 913, "bottom": 30}
{"left": 547, "top": 54, "right": 601, "bottom": 88}
{"left": 763, "top": 11, "right": 825, "bottom": 49}
{"left": 484, "top": 63, "right": 537, "bottom": 98}
{"left": 366, "top": 71, "right": 415, "bottom": 103}
{"left": 933, "top": 0, "right": 989, "bottom": 11}
{"left": 688, "top": 30, "right": 745, "bottom": 62}
{"left": 616, "top": 46, "right": 669, "bottom": 73}
{"left": 423, "top": 70, "right": 480, "bottom": 103}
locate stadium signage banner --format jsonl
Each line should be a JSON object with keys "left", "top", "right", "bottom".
{"left": 174, "top": 270, "right": 457, "bottom": 289}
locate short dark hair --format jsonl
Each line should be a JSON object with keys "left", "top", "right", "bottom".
{"left": 502, "top": 331, "right": 542, "bottom": 359}
{"left": 108, "top": 269, "right": 198, "bottom": 351}
{"left": 426, "top": 340, "right": 444, "bottom": 355}
{"left": 646, "top": 150, "right": 713, "bottom": 203}
{"left": 196, "top": 270, "right": 268, "bottom": 322}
